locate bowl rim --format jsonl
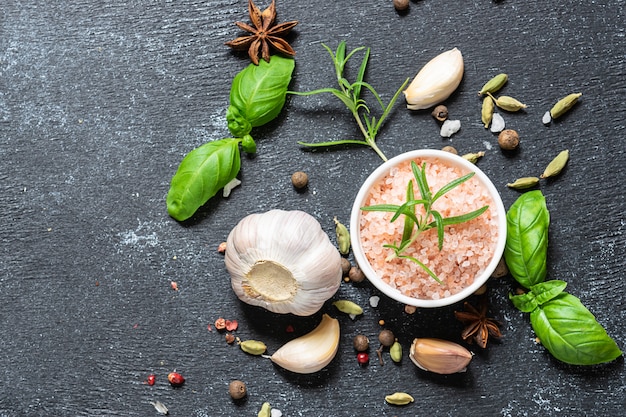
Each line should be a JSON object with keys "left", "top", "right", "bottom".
{"left": 349, "top": 149, "right": 507, "bottom": 308}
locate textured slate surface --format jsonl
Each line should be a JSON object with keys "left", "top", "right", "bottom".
{"left": 1, "top": 0, "right": 625, "bottom": 416}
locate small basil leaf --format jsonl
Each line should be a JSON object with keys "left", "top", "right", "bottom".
{"left": 226, "top": 105, "right": 252, "bottom": 138}
{"left": 530, "top": 292, "right": 622, "bottom": 365}
{"left": 531, "top": 280, "right": 567, "bottom": 305}
{"left": 229, "top": 55, "right": 295, "bottom": 128}
{"left": 241, "top": 134, "right": 256, "bottom": 154}
{"left": 504, "top": 190, "right": 550, "bottom": 288}
{"left": 166, "top": 139, "right": 241, "bottom": 221}
{"left": 509, "top": 292, "right": 538, "bottom": 313}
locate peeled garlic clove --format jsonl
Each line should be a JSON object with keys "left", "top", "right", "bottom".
{"left": 270, "top": 314, "right": 340, "bottom": 374}
{"left": 225, "top": 210, "right": 342, "bottom": 316}
{"left": 409, "top": 338, "right": 473, "bottom": 374}
{"left": 404, "top": 48, "right": 464, "bottom": 110}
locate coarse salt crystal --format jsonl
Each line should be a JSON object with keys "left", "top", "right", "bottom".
{"left": 369, "top": 296, "right": 380, "bottom": 308}
{"left": 440, "top": 119, "right": 461, "bottom": 137}
{"left": 490, "top": 113, "right": 505, "bottom": 133}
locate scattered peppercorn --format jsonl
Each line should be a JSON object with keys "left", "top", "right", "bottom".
{"left": 225, "top": 333, "right": 236, "bottom": 344}
{"left": 404, "top": 304, "right": 417, "bottom": 314}
{"left": 291, "top": 171, "right": 308, "bottom": 189}
{"left": 146, "top": 374, "right": 156, "bottom": 386}
{"left": 217, "top": 241, "right": 227, "bottom": 254}
{"left": 348, "top": 266, "right": 365, "bottom": 283}
{"left": 228, "top": 380, "right": 247, "bottom": 400}
{"left": 393, "top": 0, "right": 409, "bottom": 12}
{"left": 431, "top": 104, "right": 449, "bottom": 122}
{"left": 378, "top": 319, "right": 385, "bottom": 326}
{"left": 215, "top": 317, "right": 226, "bottom": 331}
{"left": 353, "top": 334, "right": 370, "bottom": 352}
{"left": 356, "top": 352, "right": 369, "bottom": 365}
{"left": 167, "top": 371, "right": 185, "bottom": 387}
{"left": 441, "top": 145, "right": 458, "bottom": 155}
{"left": 341, "top": 258, "right": 351, "bottom": 276}
{"left": 498, "top": 129, "right": 520, "bottom": 150}
{"left": 378, "top": 329, "right": 395, "bottom": 347}
{"left": 225, "top": 319, "right": 239, "bottom": 332}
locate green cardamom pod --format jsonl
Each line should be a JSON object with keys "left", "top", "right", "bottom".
{"left": 549, "top": 93, "right": 582, "bottom": 119}
{"left": 333, "top": 217, "right": 351, "bottom": 255}
{"left": 507, "top": 176, "right": 540, "bottom": 190}
{"left": 332, "top": 300, "right": 363, "bottom": 316}
{"left": 541, "top": 150, "right": 569, "bottom": 179}
{"left": 479, "top": 73, "right": 508, "bottom": 95}
{"left": 257, "top": 402, "right": 271, "bottom": 417}
{"left": 462, "top": 151, "right": 485, "bottom": 164}
{"left": 385, "top": 392, "right": 414, "bottom": 406}
{"left": 390, "top": 341, "right": 403, "bottom": 363}
{"left": 491, "top": 94, "right": 527, "bottom": 112}
{"left": 481, "top": 96, "right": 495, "bottom": 128}
{"left": 239, "top": 339, "right": 267, "bottom": 356}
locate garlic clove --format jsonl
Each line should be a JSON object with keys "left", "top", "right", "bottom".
{"left": 270, "top": 314, "right": 340, "bottom": 374}
{"left": 404, "top": 48, "right": 464, "bottom": 110}
{"left": 225, "top": 210, "right": 342, "bottom": 316}
{"left": 409, "top": 338, "right": 473, "bottom": 374}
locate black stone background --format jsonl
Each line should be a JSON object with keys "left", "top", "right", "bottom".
{"left": 1, "top": 1, "right": 625, "bottom": 416}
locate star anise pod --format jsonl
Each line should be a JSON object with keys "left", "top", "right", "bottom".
{"left": 225, "top": 0, "right": 298, "bottom": 65}
{"left": 454, "top": 298, "right": 502, "bottom": 348}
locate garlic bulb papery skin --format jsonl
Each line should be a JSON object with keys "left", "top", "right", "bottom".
{"left": 404, "top": 48, "right": 464, "bottom": 110}
{"left": 225, "top": 210, "right": 342, "bottom": 316}
{"left": 270, "top": 313, "right": 340, "bottom": 374}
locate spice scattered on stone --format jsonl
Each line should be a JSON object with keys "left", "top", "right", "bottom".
{"left": 353, "top": 334, "right": 370, "bottom": 351}
{"left": 441, "top": 145, "right": 458, "bottom": 155}
{"left": 369, "top": 295, "right": 380, "bottom": 308}
{"left": 348, "top": 266, "right": 365, "bottom": 283}
{"left": 498, "top": 129, "right": 519, "bottom": 150}
{"left": 341, "top": 258, "right": 351, "bottom": 276}
{"left": 393, "top": 0, "right": 410, "bottom": 12}
{"left": 490, "top": 113, "right": 505, "bottom": 133}
{"left": 291, "top": 171, "right": 308, "bottom": 189}
{"left": 431, "top": 104, "right": 448, "bottom": 122}
{"left": 440, "top": 119, "right": 461, "bottom": 137}
{"left": 228, "top": 380, "right": 247, "bottom": 400}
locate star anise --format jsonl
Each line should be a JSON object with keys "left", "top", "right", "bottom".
{"left": 225, "top": 0, "right": 298, "bottom": 65}
{"left": 454, "top": 298, "right": 502, "bottom": 348}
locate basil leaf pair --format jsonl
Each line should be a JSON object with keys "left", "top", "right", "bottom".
{"left": 505, "top": 191, "right": 622, "bottom": 365}
{"left": 167, "top": 56, "right": 295, "bottom": 221}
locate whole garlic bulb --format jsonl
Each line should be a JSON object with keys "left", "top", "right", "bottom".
{"left": 225, "top": 210, "right": 342, "bottom": 316}
{"left": 404, "top": 48, "right": 464, "bottom": 110}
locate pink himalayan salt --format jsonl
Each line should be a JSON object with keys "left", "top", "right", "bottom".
{"left": 359, "top": 157, "right": 499, "bottom": 300}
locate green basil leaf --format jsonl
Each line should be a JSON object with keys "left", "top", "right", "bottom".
{"left": 530, "top": 292, "right": 622, "bottom": 365}
{"left": 531, "top": 280, "right": 567, "bottom": 305}
{"left": 229, "top": 55, "right": 295, "bottom": 128}
{"left": 241, "top": 134, "right": 256, "bottom": 154}
{"left": 509, "top": 280, "right": 566, "bottom": 313}
{"left": 166, "top": 139, "right": 241, "bottom": 221}
{"left": 509, "top": 292, "right": 538, "bottom": 313}
{"left": 504, "top": 190, "right": 550, "bottom": 288}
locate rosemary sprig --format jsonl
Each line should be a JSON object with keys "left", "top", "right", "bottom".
{"left": 289, "top": 41, "right": 409, "bottom": 162}
{"left": 361, "top": 161, "right": 489, "bottom": 283}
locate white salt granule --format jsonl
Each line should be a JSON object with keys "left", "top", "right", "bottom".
{"left": 542, "top": 110, "right": 552, "bottom": 125}
{"left": 490, "top": 113, "right": 505, "bottom": 132}
{"left": 440, "top": 119, "right": 461, "bottom": 137}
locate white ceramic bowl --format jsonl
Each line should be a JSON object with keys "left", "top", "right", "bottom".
{"left": 350, "top": 150, "right": 507, "bottom": 308}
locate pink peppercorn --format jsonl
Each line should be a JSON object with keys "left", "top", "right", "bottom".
{"left": 356, "top": 352, "right": 369, "bottom": 365}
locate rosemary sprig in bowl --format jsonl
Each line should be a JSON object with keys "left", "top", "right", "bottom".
{"left": 361, "top": 161, "right": 489, "bottom": 284}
